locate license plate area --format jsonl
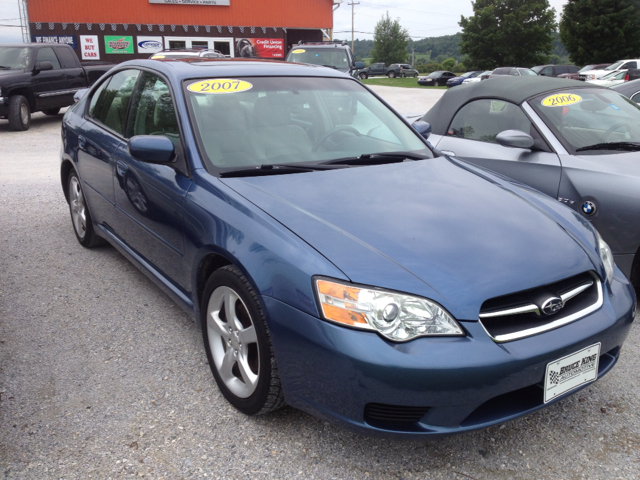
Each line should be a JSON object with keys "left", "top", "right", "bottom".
{"left": 544, "top": 343, "right": 600, "bottom": 403}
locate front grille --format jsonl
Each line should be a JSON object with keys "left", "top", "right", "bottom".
{"left": 364, "top": 403, "right": 430, "bottom": 426}
{"left": 479, "top": 271, "right": 602, "bottom": 342}
{"left": 578, "top": 74, "right": 587, "bottom": 81}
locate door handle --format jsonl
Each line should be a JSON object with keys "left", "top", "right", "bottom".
{"left": 117, "top": 160, "right": 129, "bottom": 177}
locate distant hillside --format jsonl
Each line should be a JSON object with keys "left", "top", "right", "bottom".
{"left": 337, "top": 32, "right": 571, "bottom": 65}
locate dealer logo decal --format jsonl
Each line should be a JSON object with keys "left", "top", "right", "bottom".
{"left": 108, "top": 38, "right": 131, "bottom": 50}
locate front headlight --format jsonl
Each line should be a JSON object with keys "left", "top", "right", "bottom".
{"left": 596, "top": 230, "right": 614, "bottom": 284}
{"left": 314, "top": 278, "right": 464, "bottom": 341}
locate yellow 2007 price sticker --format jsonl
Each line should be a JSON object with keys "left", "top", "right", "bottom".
{"left": 541, "top": 93, "right": 582, "bottom": 107}
{"left": 187, "top": 79, "right": 253, "bottom": 94}
{"left": 291, "top": 49, "right": 306, "bottom": 54}
{"left": 151, "top": 55, "right": 165, "bottom": 59}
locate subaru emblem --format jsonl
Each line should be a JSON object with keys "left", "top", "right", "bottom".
{"left": 582, "top": 201, "right": 596, "bottom": 215}
{"left": 541, "top": 297, "right": 564, "bottom": 315}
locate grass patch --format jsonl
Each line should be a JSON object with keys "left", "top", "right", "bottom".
{"left": 361, "top": 77, "right": 448, "bottom": 89}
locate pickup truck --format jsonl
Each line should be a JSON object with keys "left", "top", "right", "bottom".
{"left": 356, "top": 62, "right": 419, "bottom": 80}
{"left": 0, "top": 43, "right": 112, "bottom": 131}
{"left": 579, "top": 59, "right": 640, "bottom": 82}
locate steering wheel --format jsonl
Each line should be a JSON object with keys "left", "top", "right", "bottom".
{"left": 600, "top": 122, "right": 631, "bottom": 142}
{"left": 313, "top": 126, "right": 362, "bottom": 152}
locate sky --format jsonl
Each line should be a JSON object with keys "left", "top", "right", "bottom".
{"left": 0, "top": 0, "right": 569, "bottom": 43}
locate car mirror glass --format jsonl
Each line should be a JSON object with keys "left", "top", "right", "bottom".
{"left": 33, "top": 61, "right": 53, "bottom": 73}
{"left": 354, "top": 61, "right": 365, "bottom": 69}
{"left": 495, "top": 130, "right": 534, "bottom": 149}
{"left": 128, "top": 135, "right": 175, "bottom": 163}
{"left": 412, "top": 120, "right": 432, "bottom": 139}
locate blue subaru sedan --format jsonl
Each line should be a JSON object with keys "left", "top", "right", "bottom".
{"left": 60, "top": 59, "right": 636, "bottom": 437}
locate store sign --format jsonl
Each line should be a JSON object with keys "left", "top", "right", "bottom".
{"left": 235, "top": 38, "right": 284, "bottom": 59}
{"left": 80, "top": 35, "right": 100, "bottom": 60}
{"left": 149, "top": 0, "right": 230, "bottom": 5}
{"left": 105, "top": 36, "right": 134, "bottom": 54}
{"left": 137, "top": 36, "right": 164, "bottom": 54}
{"left": 31, "top": 35, "right": 77, "bottom": 50}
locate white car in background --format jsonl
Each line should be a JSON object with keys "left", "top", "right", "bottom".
{"left": 581, "top": 59, "right": 639, "bottom": 81}
{"left": 586, "top": 69, "right": 628, "bottom": 87}
{"left": 462, "top": 70, "right": 493, "bottom": 84}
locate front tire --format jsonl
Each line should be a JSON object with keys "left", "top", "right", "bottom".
{"left": 201, "top": 266, "right": 285, "bottom": 415}
{"left": 359, "top": 72, "right": 368, "bottom": 80}
{"left": 8, "top": 95, "right": 31, "bottom": 131}
{"left": 68, "top": 171, "right": 105, "bottom": 248}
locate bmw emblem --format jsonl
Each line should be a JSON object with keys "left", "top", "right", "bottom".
{"left": 582, "top": 201, "right": 596, "bottom": 215}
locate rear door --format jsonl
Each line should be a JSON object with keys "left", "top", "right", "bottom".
{"left": 432, "top": 98, "right": 563, "bottom": 197}
{"left": 54, "top": 46, "right": 85, "bottom": 105}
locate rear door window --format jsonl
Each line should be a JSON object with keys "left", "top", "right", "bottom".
{"left": 88, "top": 69, "right": 140, "bottom": 136}
{"left": 54, "top": 47, "right": 78, "bottom": 69}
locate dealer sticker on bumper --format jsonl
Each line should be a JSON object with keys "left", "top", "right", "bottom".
{"left": 544, "top": 343, "right": 600, "bottom": 403}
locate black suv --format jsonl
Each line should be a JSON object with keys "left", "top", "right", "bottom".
{"left": 286, "top": 41, "right": 364, "bottom": 77}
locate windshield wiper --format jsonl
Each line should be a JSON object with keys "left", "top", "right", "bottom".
{"left": 575, "top": 142, "right": 640, "bottom": 152}
{"left": 320, "top": 152, "right": 429, "bottom": 166}
{"left": 220, "top": 163, "right": 339, "bottom": 178}
{"left": 0, "top": 65, "right": 12, "bottom": 70}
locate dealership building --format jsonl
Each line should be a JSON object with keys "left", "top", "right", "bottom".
{"left": 24, "top": 0, "right": 336, "bottom": 63}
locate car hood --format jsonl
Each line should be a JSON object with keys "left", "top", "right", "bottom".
{"left": 221, "top": 158, "right": 601, "bottom": 320}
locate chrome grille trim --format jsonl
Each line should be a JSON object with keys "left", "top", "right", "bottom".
{"left": 482, "top": 281, "right": 603, "bottom": 343}
{"left": 479, "top": 303, "right": 539, "bottom": 319}
{"left": 560, "top": 281, "right": 594, "bottom": 303}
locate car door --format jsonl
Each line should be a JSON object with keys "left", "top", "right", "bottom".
{"left": 111, "top": 70, "right": 192, "bottom": 289}
{"left": 54, "top": 46, "right": 85, "bottom": 106}
{"left": 31, "top": 47, "right": 67, "bottom": 111}
{"left": 432, "top": 99, "right": 563, "bottom": 197}
{"left": 77, "top": 69, "right": 140, "bottom": 228}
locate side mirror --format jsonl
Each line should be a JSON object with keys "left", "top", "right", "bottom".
{"left": 354, "top": 61, "right": 365, "bottom": 69}
{"left": 128, "top": 135, "right": 175, "bottom": 163}
{"left": 495, "top": 130, "right": 534, "bottom": 149}
{"left": 412, "top": 120, "right": 431, "bottom": 139}
{"left": 33, "top": 61, "right": 54, "bottom": 73}
{"left": 73, "top": 88, "right": 89, "bottom": 103}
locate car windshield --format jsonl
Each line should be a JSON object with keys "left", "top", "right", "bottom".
{"left": 605, "top": 61, "right": 624, "bottom": 71}
{"left": 579, "top": 64, "right": 597, "bottom": 73}
{"left": 600, "top": 70, "right": 624, "bottom": 80}
{"left": 427, "top": 71, "right": 443, "bottom": 78}
{"left": 185, "top": 76, "right": 431, "bottom": 172}
{"left": 286, "top": 48, "right": 349, "bottom": 70}
{"left": 518, "top": 68, "right": 537, "bottom": 76}
{"left": 531, "top": 66, "right": 544, "bottom": 73}
{"left": 530, "top": 88, "right": 640, "bottom": 153}
{"left": 0, "top": 47, "right": 31, "bottom": 69}
{"left": 460, "top": 71, "right": 474, "bottom": 78}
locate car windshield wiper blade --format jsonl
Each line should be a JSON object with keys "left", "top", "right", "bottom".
{"left": 0, "top": 65, "right": 12, "bottom": 69}
{"left": 220, "top": 163, "right": 339, "bottom": 178}
{"left": 320, "top": 151, "right": 429, "bottom": 166}
{"left": 575, "top": 142, "right": 640, "bottom": 152}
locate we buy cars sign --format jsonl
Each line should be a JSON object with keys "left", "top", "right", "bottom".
{"left": 80, "top": 35, "right": 100, "bottom": 60}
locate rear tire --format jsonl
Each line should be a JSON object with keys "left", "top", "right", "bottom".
{"left": 388, "top": 71, "right": 396, "bottom": 78}
{"left": 68, "top": 171, "right": 105, "bottom": 248}
{"left": 359, "top": 72, "right": 368, "bottom": 80}
{"left": 8, "top": 95, "right": 31, "bottom": 131}
{"left": 201, "top": 265, "right": 286, "bottom": 415}
{"left": 44, "top": 108, "right": 61, "bottom": 116}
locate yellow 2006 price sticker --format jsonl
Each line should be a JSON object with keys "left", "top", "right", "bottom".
{"left": 151, "top": 55, "right": 165, "bottom": 59}
{"left": 187, "top": 79, "right": 253, "bottom": 94}
{"left": 541, "top": 93, "right": 582, "bottom": 107}
{"left": 291, "top": 49, "right": 306, "bottom": 54}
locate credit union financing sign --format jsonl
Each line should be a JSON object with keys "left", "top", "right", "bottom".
{"left": 149, "top": 0, "right": 230, "bottom": 5}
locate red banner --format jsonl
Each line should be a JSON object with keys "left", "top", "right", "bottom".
{"left": 235, "top": 38, "right": 284, "bottom": 59}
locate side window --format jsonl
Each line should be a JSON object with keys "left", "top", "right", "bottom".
{"left": 509, "top": 68, "right": 519, "bottom": 75}
{"left": 35, "top": 47, "right": 61, "bottom": 69}
{"left": 54, "top": 47, "right": 78, "bottom": 69}
{"left": 126, "top": 72, "right": 179, "bottom": 143}
{"left": 540, "top": 66, "right": 553, "bottom": 76}
{"left": 556, "top": 66, "right": 569, "bottom": 75}
{"left": 89, "top": 69, "right": 140, "bottom": 136}
{"left": 630, "top": 92, "right": 640, "bottom": 104}
{"left": 447, "top": 99, "right": 532, "bottom": 143}
{"left": 622, "top": 61, "right": 637, "bottom": 69}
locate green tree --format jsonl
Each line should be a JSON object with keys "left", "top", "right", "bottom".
{"left": 442, "top": 58, "right": 456, "bottom": 70}
{"left": 559, "top": 0, "right": 640, "bottom": 65}
{"left": 459, "top": 0, "right": 557, "bottom": 69}
{"left": 371, "top": 12, "right": 409, "bottom": 65}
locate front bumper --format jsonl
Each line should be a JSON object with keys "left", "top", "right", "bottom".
{"left": 264, "top": 273, "right": 635, "bottom": 438}
{"left": 0, "top": 97, "right": 8, "bottom": 116}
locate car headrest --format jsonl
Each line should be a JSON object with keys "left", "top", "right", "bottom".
{"left": 253, "top": 96, "right": 290, "bottom": 127}
{"left": 154, "top": 93, "right": 178, "bottom": 129}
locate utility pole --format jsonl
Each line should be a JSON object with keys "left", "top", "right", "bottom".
{"left": 18, "top": 0, "right": 30, "bottom": 43}
{"left": 348, "top": 1, "right": 359, "bottom": 53}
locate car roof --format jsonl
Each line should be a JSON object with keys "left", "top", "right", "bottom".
{"left": 611, "top": 77, "right": 640, "bottom": 96}
{"left": 113, "top": 58, "right": 353, "bottom": 82}
{"left": 423, "top": 76, "right": 603, "bottom": 135}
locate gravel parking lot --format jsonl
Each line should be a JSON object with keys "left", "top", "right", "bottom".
{"left": 1, "top": 89, "right": 639, "bottom": 480}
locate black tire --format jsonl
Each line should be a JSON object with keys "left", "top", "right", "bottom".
{"left": 201, "top": 265, "right": 285, "bottom": 415}
{"left": 359, "top": 72, "right": 368, "bottom": 80}
{"left": 67, "top": 170, "right": 105, "bottom": 248}
{"left": 388, "top": 71, "right": 396, "bottom": 78}
{"left": 8, "top": 95, "right": 31, "bottom": 131}
{"left": 43, "top": 108, "right": 61, "bottom": 116}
